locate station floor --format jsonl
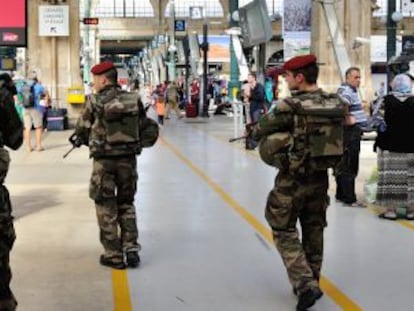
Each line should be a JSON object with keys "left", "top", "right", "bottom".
{"left": 6, "top": 112, "right": 414, "bottom": 311}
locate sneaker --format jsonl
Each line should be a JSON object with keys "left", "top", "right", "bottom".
{"left": 99, "top": 255, "right": 126, "bottom": 269}
{"left": 379, "top": 210, "right": 398, "bottom": 220}
{"left": 126, "top": 251, "right": 140, "bottom": 268}
{"left": 296, "top": 287, "right": 323, "bottom": 311}
{"left": 343, "top": 200, "right": 367, "bottom": 208}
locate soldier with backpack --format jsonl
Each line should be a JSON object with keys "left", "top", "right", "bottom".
{"left": 72, "top": 61, "right": 143, "bottom": 269}
{"left": 249, "top": 55, "right": 345, "bottom": 311}
{"left": 0, "top": 73, "right": 23, "bottom": 311}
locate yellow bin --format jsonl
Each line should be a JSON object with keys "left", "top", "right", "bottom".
{"left": 67, "top": 87, "right": 85, "bottom": 104}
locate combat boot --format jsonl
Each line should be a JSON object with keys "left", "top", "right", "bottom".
{"left": 99, "top": 255, "right": 126, "bottom": 269}
{"left": 293, "top": 286, "right": 323, "bottom": 298}
{"left": 296, "top": 287, "right": 323, "bottom": 311}
{"left": 126, "top": 251, "right": 140, "bottom": 268}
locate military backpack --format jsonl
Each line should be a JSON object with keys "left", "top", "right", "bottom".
{"left": 93, "top": 90, "right": 158, "bottom": 155}
{"left": 287, "top": 92, "right": 345, "bottom": 173}
{"left": 258, "top": 91, "right": 345, "bottom": 172}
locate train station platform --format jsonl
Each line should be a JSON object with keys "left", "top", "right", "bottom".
{"left": 6, "top": 113, "right": 413, "bottom": 311}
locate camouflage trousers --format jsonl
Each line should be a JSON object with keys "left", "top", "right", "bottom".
{"left": 89, "top": 156, "right": 140, "bottom": 263}
{"left": 265, "top": 169, "right": 329, "bottom": 295}
{"left": 0, "top": 149, "right": 17, "bottom": 310}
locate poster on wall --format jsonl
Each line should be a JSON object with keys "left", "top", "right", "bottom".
{"left": 283, "top": 0, "right": 311, "bottom": 60}
{"left": 0, "top": 0, "right": 27, "bottom": 46}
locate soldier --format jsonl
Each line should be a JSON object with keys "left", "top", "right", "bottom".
{"left": 251, "top": 55, "right": 345, "bottom": 311}
{"left": 73, "top": 61, "right": 141, "bottom": 269}
{"left": 0, "top": 73, "right": 23, "bottom": 311}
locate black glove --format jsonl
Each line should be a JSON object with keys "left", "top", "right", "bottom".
{"left": 69, "top": 133, "right": 84, "bottom": 148}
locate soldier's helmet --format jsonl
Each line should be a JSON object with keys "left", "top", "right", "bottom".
{"left": 258, "top": 132, "right": 293, "bottom": 168}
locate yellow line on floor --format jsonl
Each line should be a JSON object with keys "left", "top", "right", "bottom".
{"left": 112, "top": 270, "right": 133, "bottom": 311}
{"left": 162, "top": 137, "right": 362, "bottom": 311}
{"left": 396, "top": 220, "right": 414, "bottom": 230}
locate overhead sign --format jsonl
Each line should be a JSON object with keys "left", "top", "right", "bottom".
{"left": 83, "top": 17, "right": 99, "bottom": 25}
{"left": 39, "top": 5, "right": 69, "bottom": 37}
{"left": 0, "top": 0, "right": 27, "bottom": 47}
{"left": 175, "top": 20, "right": 186, "bottom": 32}
{"left": 239, "top": 0, "right": 273, "bottom": 48}
{"left": 189, "top": 6, "right": 204, "bottom": 20}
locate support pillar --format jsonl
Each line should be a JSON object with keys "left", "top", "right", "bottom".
{"left": 27, "top": 0, "right": 82, "bottom": 123}
{"left": 386, "top": 0, "right": 397, "bottom": 88}
{"left": 228, "top": 0, "right": 239, "bottom": 101}
{"left": 312, "top": 0, "right": 373, "bottom": 101}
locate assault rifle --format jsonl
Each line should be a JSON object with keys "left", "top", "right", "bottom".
{"left": 228, "top": 135, "right": 248, "bottom": 143}
{"left": 63, "top": 133, "right": 84, "bottom": 158}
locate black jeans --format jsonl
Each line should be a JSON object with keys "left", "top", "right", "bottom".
{"left": 335, "top": 125, "right": 361, "bottom": 204}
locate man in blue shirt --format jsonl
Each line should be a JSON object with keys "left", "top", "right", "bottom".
{"left": 22, "top": 78, "right": 45, "bottom": 152}
{"left": 335, "top": 67, "right": 368, "bottom": 206}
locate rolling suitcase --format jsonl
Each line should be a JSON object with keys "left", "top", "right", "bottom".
{"left": 47, "top": 108, "right": 68, "bottom": 131}
{"left": 185, "top": 103, "right": 197, "bottom": 118}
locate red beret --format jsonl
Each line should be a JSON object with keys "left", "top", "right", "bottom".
{"left": 91, "top": 61, "right": 115, "bottom": 75}
{"left": 282, "top": 54, "right": 317, "bottom": 71}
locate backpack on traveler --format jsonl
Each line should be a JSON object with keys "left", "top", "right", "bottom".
{"left": 20, "top": 83, "right": 35, "bottom": 108}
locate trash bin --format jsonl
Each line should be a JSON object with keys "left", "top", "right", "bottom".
{"left": 67, "top": 87, "right": 85, "bottom": 104}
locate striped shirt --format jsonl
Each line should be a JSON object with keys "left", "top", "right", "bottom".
{"left": 337, "top": 83, "right": 368, "bottom": 126}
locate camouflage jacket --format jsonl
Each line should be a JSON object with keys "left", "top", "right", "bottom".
{"left": 75, "top": 84, "right": 141, "bottom": 158}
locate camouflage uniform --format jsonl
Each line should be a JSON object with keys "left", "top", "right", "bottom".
{"left": 252, "top": 89, "right": 335, "bottom": 295}
{"left": 0, "top": 85, "right": 19, "bottom": 310}
{"left": 75, "top": 85, "right": 141, "bottom": 265}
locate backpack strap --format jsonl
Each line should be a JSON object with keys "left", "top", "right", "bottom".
{"left": 283, "top": 97, "right": 302, "bottom": 112}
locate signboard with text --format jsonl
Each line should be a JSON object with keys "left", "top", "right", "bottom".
{"left": 39, "top": 5, "right": 69, "bottom": 37}
{"left": 0, "top": 0, "right": 27, "bottom": 46}
{"left": 83, "top": 17, "right": 99, "bottom": 25}
{"left": 189, "top": 6, "right": 203, "bottom": 19}
{"left": 175, "top": 20, "right": 186, "bottom": 32}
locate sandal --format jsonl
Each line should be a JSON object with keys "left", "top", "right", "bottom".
{"left": 379, "top": 211, "right": 398, "bottom": 220}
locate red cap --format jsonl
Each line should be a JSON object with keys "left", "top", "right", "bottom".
{"left": 90, "top": 61, "right": 115, "bottom": 75}
{"left": 282, "top": 54, "right": 317, "bottom": 72}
